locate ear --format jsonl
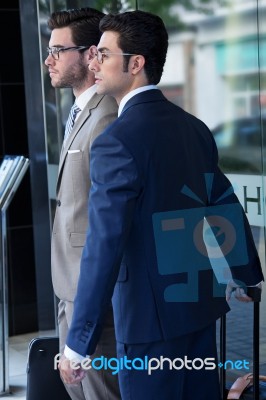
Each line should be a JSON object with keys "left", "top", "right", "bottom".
{"left": 87, "top": 45, "right": 97, "bottom": 63}
{"left": 131, "top": 55, "right": 145, "bottom": 75}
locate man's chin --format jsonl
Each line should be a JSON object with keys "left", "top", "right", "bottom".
{"left": 50, "top": 80, "right": 59, "bottom": 88}
{"left": 50, "top": 78, "right": 64, "bottom": 88}
{"left": 95, "top": 85, "right": 105, "bottom": 95}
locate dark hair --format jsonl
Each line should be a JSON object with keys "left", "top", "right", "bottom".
{"left": 99, "top": 10, "right": 168, "bottom": 85}
{"left": 47, "top": 7, "right": 104, "bottom": 48}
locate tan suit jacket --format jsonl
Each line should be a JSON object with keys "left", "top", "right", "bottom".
{"left": 51, "top": 93, "right": 118, "bottom": 301}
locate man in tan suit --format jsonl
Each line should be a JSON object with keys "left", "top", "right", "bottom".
{"left": 45, "top": 8, "right": 120, "bottom": 400}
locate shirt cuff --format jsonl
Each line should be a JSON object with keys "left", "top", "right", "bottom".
{"left": 248, "top": 281, "right": 263, "bottom": 287}
{"left": 64, "top": 345, "right": 86, "bottom": 362}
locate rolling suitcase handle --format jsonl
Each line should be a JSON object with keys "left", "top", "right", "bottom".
{"left": 220, "top": 286, "right": 261, "bottom": 400}
{"left": 247, "top": 286, "right": 261, "bottom": 400}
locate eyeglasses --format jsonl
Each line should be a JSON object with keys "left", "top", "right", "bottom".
{"left": 47, "top": 46, "right": 90, "bottom": 60}
{"left": 90, "top": 46, "right": 136, "bottom": 64}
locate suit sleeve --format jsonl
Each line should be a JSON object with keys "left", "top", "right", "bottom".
{"left": 66, "top": 131, "right": 141, "bottom": 356}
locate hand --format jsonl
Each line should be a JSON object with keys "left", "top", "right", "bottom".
{"left": 225, "top": 280, "right": 258, "bottom": 303}
{"left": 58, "top": 354, "right": 86, "bottom": 385}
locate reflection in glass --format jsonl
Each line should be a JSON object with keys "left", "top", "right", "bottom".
{"left": 37, "top": 0, "right": 265, "bottom": 386}
{"left": 148, "top": 0, "right": 266, "bottom": 381}
{"left": 155, "top": 1, "right": 265, "bottom": 176}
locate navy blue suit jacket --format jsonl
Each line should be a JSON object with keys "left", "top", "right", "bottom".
{"left": 67, "top": 89, "right": 263, "bottom": 356}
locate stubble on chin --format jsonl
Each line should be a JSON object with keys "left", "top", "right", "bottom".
{"left": 50, "top": 77, "right": 71, "bottom": 89}
{"left": 49, "top": 75, "right": 61, "bottom": 88}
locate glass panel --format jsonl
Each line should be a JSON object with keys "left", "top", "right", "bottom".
{"left": 40, "top": 1, "right": 72, "bottom": 166}
{"left": 138, "top": 0, "right": 266, "bottom": 381}
{"left": 38, "top": 0, "right": 85, "bottom": 221}
{"left": 38, "top": 0, "right": 266, "bottom": 384}
{"left": 259, "top": 0, "right": 266, "bottom": 381}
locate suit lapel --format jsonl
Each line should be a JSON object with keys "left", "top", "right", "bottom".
{"left": 56, "top": 93, "right": 104, "bottom": 193}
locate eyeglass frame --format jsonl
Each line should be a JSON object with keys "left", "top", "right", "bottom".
{"left": 90, "top": 46, "right": 137, "bottom": 64}
{"left": 46, "top": 46, "right": 90, "bottom": 60}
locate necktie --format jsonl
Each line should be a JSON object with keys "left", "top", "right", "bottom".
{"left": 64, "top": 102, "right": 81, "bottom": 142}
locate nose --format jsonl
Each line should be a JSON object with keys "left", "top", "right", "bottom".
{"left": 44, "top": 54, "right": 54, "bottom": 67}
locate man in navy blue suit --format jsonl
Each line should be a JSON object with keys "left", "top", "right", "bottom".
{"left": 59, "top": 10, "right": 264, "bottom": 399}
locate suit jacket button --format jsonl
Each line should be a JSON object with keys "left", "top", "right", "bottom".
{"left": 57, "top": 200, "right": 61, "bottom": 207}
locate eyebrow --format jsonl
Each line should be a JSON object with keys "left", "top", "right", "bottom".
{"left": 97, "top": 47, "right": 112, "bottom": 52}
{"left": 49, "top": 44, "right": 70, "bottom": 48}
{"left": 49, "top": 44, "right": 76, "bottom": 48}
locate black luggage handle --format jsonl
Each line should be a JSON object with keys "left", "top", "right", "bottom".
{"left": 220, "top": 286, "right": 261, "bottom": 400}
{"left": 247, "top": 286, "right": 261, "bottom": 400}
{"left": 246, "top": 286, "right": 261, "bottom": 302}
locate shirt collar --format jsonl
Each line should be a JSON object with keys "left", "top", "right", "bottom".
{"left": 118, "top": 85, "right": 158, "bottom": 117}
{"left": 75, "top": 84, "right": 97, "bottom": 111}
